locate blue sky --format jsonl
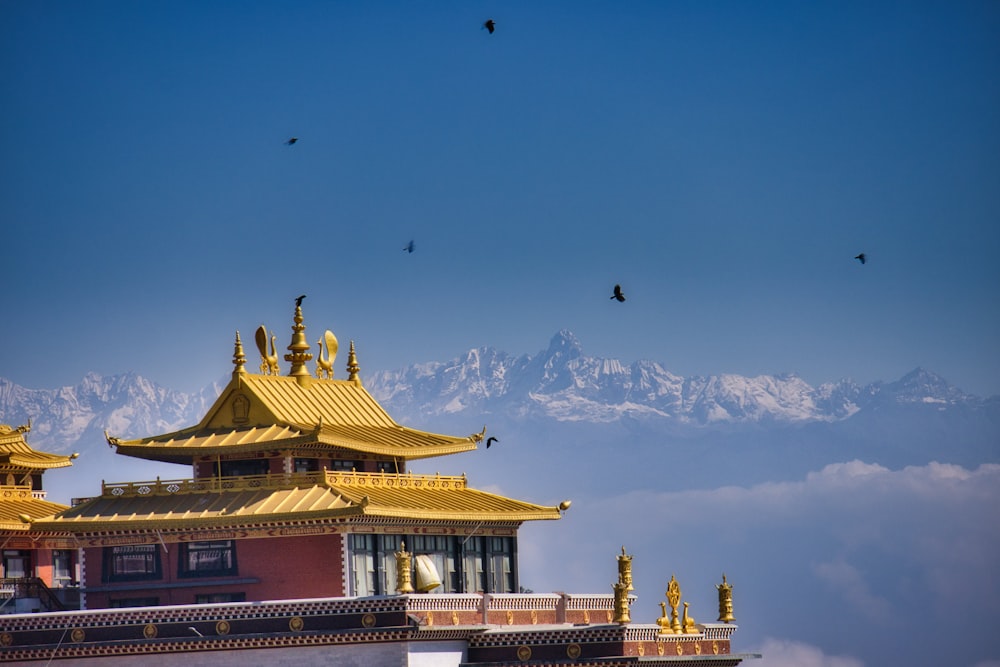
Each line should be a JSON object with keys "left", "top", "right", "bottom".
{"left": 3, "top": 1, "right": 999, "bottom": 397}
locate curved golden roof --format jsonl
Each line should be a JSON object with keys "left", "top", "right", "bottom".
{"left": 0, "top": 486, "right": 68, "bottom": 530}
{"left": 112, "top": 375, "right": 478, "bottom": 464}
{"left": 33, "top": 471, "right": 561, "bottom": 532}
{"left": 0, "top": 424, "right": 75, "bottom": 471}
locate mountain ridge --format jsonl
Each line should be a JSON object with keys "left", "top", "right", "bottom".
{"left": 0, "top": 331, "right": 994, "bottom": 455}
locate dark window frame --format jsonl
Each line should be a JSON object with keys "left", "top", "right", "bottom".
{"left": 103, "top": 545, "right": 162, "bottom": 583}
{"left": 178, "top": 540, "right": 238, "bottom": 578}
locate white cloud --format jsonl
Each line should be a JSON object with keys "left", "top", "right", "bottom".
{"left": 751, "top": 638, "right": 864, "bottom": 667}
{"left": 519, "top": 460, "right": 1000, "bottom": 667}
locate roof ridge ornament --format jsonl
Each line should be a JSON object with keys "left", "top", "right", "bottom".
{"left": 346, "top": 340, "right": 361, "bottom": 385}
{"left": 285, "top": 295, "right": 314, "bottom": 386}
{"left": 232, "top": 331, "right": 247, "bottom": 376}
{"left": 255, "top": 326, "right": 280, "bottom": 375}
{"left": 315, "top": 329, "right": 338, "bottom": 379}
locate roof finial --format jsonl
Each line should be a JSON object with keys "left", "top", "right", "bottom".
{"left": 346, "top": 340, "right": 361, "bottom": 384}
{"left": 232, "top": 331, "right": 247, "bottom": 376}
{"left": 285, "top": 296, "right": 313, "bottom": 386}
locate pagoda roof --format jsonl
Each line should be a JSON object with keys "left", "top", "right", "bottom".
{"left": 0, "top": 486, "right": 69, "bottom": 531}
{"left": 111, "top": 374, "right": 480, "bottom": 464}
{"left": 0, "top": 423, "right": 76, "bottom": 471}
{"left": 33, "top": 470, "right": 562, "bottom": 532}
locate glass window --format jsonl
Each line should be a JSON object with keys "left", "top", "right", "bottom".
{"left": 412, "top": 535, "right": 458, "bottom": 593}
{"left": 294, "top": 458, "right": 318, "bottom": 473}
{"left": 195, "top": 592, "right": 246, "bottom": 604}
{"left": 461, "top": 537, "right": 486, "bottom": 593}
{"left": 350, "top": 534, "right": 377, "bottom": 596}
{"left": 488, "top": 537, "right": 516, "bottom": 593}
{"left": 109, "top": 597, "right": 160, "bottom": 608}
{"left": 179, "top": 541, "right": 238, "bottom": 578}
{"left": 219, "top": 459, "right": 269, "bottom": 477}
{"left": 52, "top": 550, "right": 73, "bottom": 587}
{"left": 103, "top": 545, "right": 162, "bottom": 582}
{"left": 329, "top": 459, "right": 360, "bottom": 471}
{"left": 2, "top": 550, "right": 30, "bottom": 579}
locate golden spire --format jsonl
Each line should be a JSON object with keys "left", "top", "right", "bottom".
{"left": 346, "top": 340, "right": 361, "bottom": 384}
{"left": 717, "top": 573, "right": 735, "bottom": 623}
{"left": 232, "top": 331, "right": 247, "bottom": 376}
{"left": 617, "top": 545, "right": 634, "bottom": 592}
{"left": 284, "top": 296, "right": 313, "bottom": 386}
{"left": 395, "top": 541, "right": 415, "bottom": 594}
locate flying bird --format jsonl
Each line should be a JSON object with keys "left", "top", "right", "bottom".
{"left": 403, "top": 240, "right": 415, "bottom": 254}
{"left": 285, "top": 137, "right": 298, "bottom": 145}
{"left": 855, "top": 253, "right": 866, "bottom": 265}
{"left": 295, "top": 294, "right": 306, "bottom": 307}
{"left": 611, "top": 284, "right": 626, "bottom": 302}
{"left": 486, "top": 437, "right": 498, "bottom": 449}
{"left": 483, "top": 19, "right": 495, "bottom": 34}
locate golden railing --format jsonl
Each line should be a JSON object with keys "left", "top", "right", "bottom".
{"left": 100, "top": 470, "right": 469, "bottom": 498}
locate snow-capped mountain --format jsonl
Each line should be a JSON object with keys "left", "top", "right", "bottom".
{"left": 0, "top": 372, "right": 220, "bottom": 453}
{"left": 364, "top": 330, "right": 982, "bottom": 427}
{"left": 0, "top": 330, "right": 996, "bottom": 502}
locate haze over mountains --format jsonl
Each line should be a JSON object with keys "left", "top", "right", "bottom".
{"left": 1, "top": 330, "right": 996, "bottom": 502}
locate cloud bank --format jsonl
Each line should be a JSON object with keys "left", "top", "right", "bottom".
{"left": 519, "top": 460, "right": 1000, "bottom": 667}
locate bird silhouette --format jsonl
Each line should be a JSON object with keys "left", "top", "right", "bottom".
{"left": 483, "top": 19, "right": 495, "bottom": 33}
{"left": 403, "top": 240, "right": 415, "bottom": 253}
{"left": 285, "top": 137, "right": 298, "bottom": 145}
{"left": 486, "top": 437, "right": 498, "bottom": 449}
{"left": 295, "top": 294, "right": 306, "bottom": 307}
{"left": 855, "top": 253, "right": 866, "bottom": 265}
{"left": 611, "top": 284, "right": 626, "bottom": 302}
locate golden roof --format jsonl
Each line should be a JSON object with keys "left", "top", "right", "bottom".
{"left": 111, "top": 374, "right": 479, "bottom": 464}
{"left": 0, "top": 423, "right": 76, "bottom": 471}
{"left": 33, "top": 471, "right": 562, "bottom": 532}
{"left": 0, "top": 486, "right": 68, "bottom": 531}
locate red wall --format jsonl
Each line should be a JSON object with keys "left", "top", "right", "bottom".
{"left": 83, "top": 533, "right": 344, "bottom": 608}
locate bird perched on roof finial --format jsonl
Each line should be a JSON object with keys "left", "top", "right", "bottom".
{"left": 295, "top": 294, "right": 306, "bottom": 307}
{"left": 483, "top": 19, "right": 495, "bottom": 34}
{"left": 611, "top": 284, "right": 626, "bottom": 302}
{"left": 854, "top": 253, "right": 866, "bottom": 265}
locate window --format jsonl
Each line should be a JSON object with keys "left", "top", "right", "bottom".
{"left": 347, "top": 534, "right": 517, "bottom": 595}
{"left": 294, "top": 458, "right": 318, "bottom": 473}
{"left": 2, "top": 550, "right": 30, "bottom": 578}
{"left": 219, "top": 459, "right": 269, "bottom": 477}
{"left": 462, "top": 537, "right": 486, "bottom": 593}
{"left": 179, "top": 541, "right": 238, "bottom": 578}
{"left": 195, "top": 592, "right": 246, "bottom": 604}
{"left": 376, "top": 460, "right": 399, "bottom": 473}
{"left": 103, "top": 545, "right": 162, "bottom": 582}
{"left": 411, "top": 535, "right": 459, "bottom": 593}
{"left": 52, "top": 550, "right": 74, "bottom": 587}
{"left": 349, "top": 534, "right": 405, "bottom": 596}
{"left": 329, "top": 459, "right": 360, "bottom": 471}
{"left": 350, "top": 534, "right": 377, "bottom": 596}
{"left": 488, "top": 537, "right": 515, "bottom": 593}
{"left": 109, "top": 597, "right": 159, "bottom": 608}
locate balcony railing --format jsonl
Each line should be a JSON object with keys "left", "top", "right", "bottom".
{"left": 99, "top": 470, "right": 470, "bottom": 498}
{"left": 0, "top": 578, "right": 67, "bottom": 613}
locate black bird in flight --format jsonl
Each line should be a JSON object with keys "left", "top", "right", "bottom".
{"left": 295, "top": 294, "right": 306, "bottom": 307}
{"left": 483, "top": 19, "right": 495, "bottom": 34}
{"left": 403, "top": 240, "right": 415, "bottom": 254}
{"left": 285, "top": 137, "right": 298, "bottom": 145}
{"left": 486, "top": 437, "right": 498, "bottom": 449}
{"left": 855, "top": 253, "right": 866, "bottom": 265}
{"left": 611, "top": 284, "right": 626, "bottom": 302}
